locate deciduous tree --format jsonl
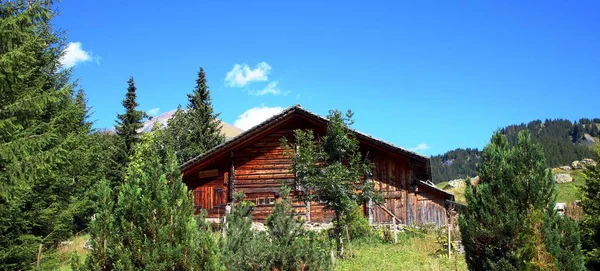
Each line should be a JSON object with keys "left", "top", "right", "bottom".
{"left": 284, "top": 109, "right": 375, "bottom": 258}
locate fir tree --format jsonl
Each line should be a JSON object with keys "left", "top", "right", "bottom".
{"left": 580, "top": 147, "right": 600, "bottom": 270}
{"left": 86, "top": 132, "right": 221, "bottom": 270}
{"left": 115, "top": 76, "right": 145, "bottom": 163}
{"left": 459, "top": 131, "right": 584, "bottom": 270}
{"left": 283, "top": 109, "right": 376, "bottom": 258}
{"left": 0, "top": 1, "right": 104, "bottom": 269}
{"left": 165, "top": 67, "right": 224, "bottom": 165}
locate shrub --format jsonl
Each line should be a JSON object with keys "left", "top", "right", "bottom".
{"left": 335, "top": 203, "right": 373, "bottom": 241}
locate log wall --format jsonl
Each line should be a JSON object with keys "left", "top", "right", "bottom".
{"left": 184, "top": 116, "right": 449, "bottom": 226}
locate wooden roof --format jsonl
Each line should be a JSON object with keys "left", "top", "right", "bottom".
{"left": 180, "top": 105, "right": 432, "bottom": 178}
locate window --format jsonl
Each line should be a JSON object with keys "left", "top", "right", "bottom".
{"left": 194, "top": 189, "right": 203, "bottom": 212}
{"left": 214, "top": 187, "right": 225, "bottom": 209}
{"left": 256, "top": 197, "right": 275, "bottom": 206}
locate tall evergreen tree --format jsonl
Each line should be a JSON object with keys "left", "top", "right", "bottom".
{"left": 115, "top": 76, "right": 145, "bottom": 161}
{"left": 459, "top": 131, "right": 584, "bottom": 270}
{"left": 0, "top": 1, "right": 104, "bottom": 269}
{"left": 86, "top": 132, "right": 221, "bottom": 270}
{"left": 580, "top": 147, "right": 600, "bottom": 270}
{"left": 165, "top": 67, "right": 224, "bottom": 165}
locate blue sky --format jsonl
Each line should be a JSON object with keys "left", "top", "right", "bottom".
{"left": 54, "top": 0, "right": 600, "bottom": 156}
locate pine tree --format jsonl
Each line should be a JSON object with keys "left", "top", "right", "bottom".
{"left": 85, "top": 180, "right": 115, "bottom": 270}
{"left": 589, "top": 123, "right": 600, "bottom": 136}
{"left": 459, "top": 131, "right": 584, "bottom": 270}
{"left": 284, "top": 109, "right": 375, "bottom": 258}
{"left": 0, "top": 1, "right": 103, "bottom": 269}
{"left": 86, "top": 132, "right": 221, "bottom": 270}
{"left": 222, "top": 193, "right": 271, "bottom": 271}
{"left": 580, "top": 147, "right": 600, "bottom": 270}
{"left": 165, "top": 67, "right": 224, "bottom": 165}
{"left": 265, "top": 186, "right": 331, "bottom": 271}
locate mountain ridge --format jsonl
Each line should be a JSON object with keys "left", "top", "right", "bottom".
{"left": 431, "top": 118, "right": 599, "bottom": 183}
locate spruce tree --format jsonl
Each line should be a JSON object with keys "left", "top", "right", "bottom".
{"left": 459, "top": 131, "right": 584, "bottom": 270}
{"left": 580, "top": 147, "right": 600, "bottom": 269}
{"left": 0, "top": 1, "right": 103, "bottom": 269}
{"left": 115, "top": 76, "right": 145, "bottom": 161}
{"left": 165, "top": 67, "right": 224, "bottom": 165}
{"left": 86, "top": 132, "right": 221, "bottom": 270}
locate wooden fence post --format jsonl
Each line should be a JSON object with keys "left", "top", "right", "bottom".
{"left": 393, "top": 217, "right": 398, "bottom": 244}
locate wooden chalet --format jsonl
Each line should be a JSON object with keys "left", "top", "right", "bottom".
{"left": 180, "top": 105, "right": 454, "bottom": 227}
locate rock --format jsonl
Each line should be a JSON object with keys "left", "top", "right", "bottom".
{"left": 83, "top": 240, "right": 93, "bottom": 250}
{"left": 559, "top": 166, "right": 572, "bottom": 171}
{"left": 303, "top": 222, "right": 332, "bottom": 232}
{"left": 443, "top": 179, "right": 465, "bottom": 190}
{"left": 251, "top": 222, "right": 267, "bottom": 232}
{"left": 581, "top": 158, "right": 597, "bottom": 167}
{"left": 572, "top": 159, "right": 596, "bottom": 169}
{"left": 554, "top": 173, "right": 573, "bottom": 184}
{"left": 554, "top": 203, "right": 567, "bottom": 216}
{"left": 583, "top": 134, "right": 596, "bottom": 146}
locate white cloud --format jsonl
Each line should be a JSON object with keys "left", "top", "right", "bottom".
{"left": 147, "top": 108, "right": 160, "bottom": 116}
{"left": 249, "top": 81, "right": 282, "bottom": 96}
{"left": 225, "top": 62, "right": 272, "bottom": 87}
{"left": 409, "top": 143, "right": 431, "bottom": 152}
{"left": 60, "top": 42, "right": 93, "bottom": 68}
{"left": 233, "top": 106, "right": 284, "bottom": 130}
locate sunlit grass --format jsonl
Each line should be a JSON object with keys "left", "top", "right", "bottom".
{"left": 335, "top": 235, "right": 467, "bottom": 271}
{"left": 56, "top": 234, "right": 89, "bottom": 271}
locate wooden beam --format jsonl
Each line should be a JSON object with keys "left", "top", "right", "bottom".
{"left": 375, "top": 202, "right": 401, "bottom": 224}
{"left": 198, "top": 169, "right": 219, "bottom": 179}
{"left": 228, "top": 151, "right": 235, "bottom": 202}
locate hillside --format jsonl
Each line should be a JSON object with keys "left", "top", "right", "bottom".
{"left": 436, "top": 166, "right": 589, "bottom": 204}
{"left": 431, "top": 118, "right": 599, "bottom": 183}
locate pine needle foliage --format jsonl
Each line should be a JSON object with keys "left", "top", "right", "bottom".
{"left": 85, "top": 132, "right": 221, "bottom": 270}
{"left": 222, "top": 190, "right": 331, "bottom": 271}
{"left": 113, "top": 76, "right": 146, "bottom": 186}
{"left": 265, "top": 186, "right": 331, "bottom": 271}
{"left": 580, "top": 147, "right": 600, "bottom": 270}
{"left": 459, "top": 131, "right": 584, "bottom": 271}
{"left": 0, "top": 1, "right": 110, "bottom": 269}
{"left": 222, "top": 193, "right": 270, "bottom": 271}
{"left": 164, "top": 67, "right": 224, "bottom": 165}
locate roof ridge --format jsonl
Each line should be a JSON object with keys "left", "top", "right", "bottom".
{"left": 180, "top": 105, "right": 429, "bottom": 171}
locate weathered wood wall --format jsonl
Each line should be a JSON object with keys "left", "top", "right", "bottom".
{"left": 183, "top": 115, "right": 448, "bottom": 225}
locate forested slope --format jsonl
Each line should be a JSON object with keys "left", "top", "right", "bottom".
{"left": 431, "top": 118, "right": 599, "bottom": 183}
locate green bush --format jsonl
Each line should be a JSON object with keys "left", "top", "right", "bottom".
{"left": 223, "top": 189, "right": 332, "bottom": 271}
{"left": 335, "top": 203, "right": 373, "bottom": 241}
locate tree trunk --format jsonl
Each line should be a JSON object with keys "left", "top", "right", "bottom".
{"left": 335, "top": 213, "right": 344, "bottom": 258}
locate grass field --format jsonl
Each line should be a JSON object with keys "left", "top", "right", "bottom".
{"left": 56, "top": 234, "right": 89, "bottom": 270}
{"left": 552, "top": 169, "right": 586, "bottom": 203}
{"left": 335, "top": 235, "right": 467, "bottom": 271}
{"left": 436, "top": 181, "right": 466, "bottom": 204}
{"left": 58, "top": 232, "right": 466, "bottom": 271}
